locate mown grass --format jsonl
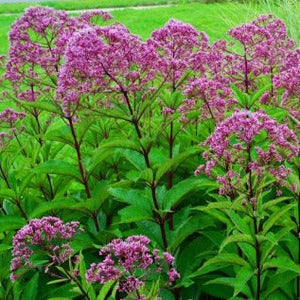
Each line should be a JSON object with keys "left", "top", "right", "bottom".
{"left": 0, "top": 2, "right": 257, "bottom": 54}
{"left": 0, "top": 0, "right": 224, "bottom": 14}
{"left": 0, "top": 1, "right": 299, "bottom": 54}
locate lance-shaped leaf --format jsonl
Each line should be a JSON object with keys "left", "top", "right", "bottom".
{"left": 232, "top": 266, "right": 254, "bottom": 298}
{"left": 263, "top": 257, "right": 300, "bottom": 274}
{"left": 155, "top": 147, "right": 201, "bottom": 184}
{"left": 34, "top": 160, "right": 81, "bottom": 181}
{"left": 163, "top": 177, "right": 216, "bottom": 211}
{"left": 46, "top": 126, "right": 74, "bottom": 146}
{"left": 29, "top": 198, "right": 79, "bottom": 218}
{"left": 261, "top": 271, "right": 297, "bottom": 299}
{"left": 101, "top": 139, "right": 141, "bottom": 153}
{"left": 97, "top": 281, "right": 116, "bottom": 300}
{"left": 0, "top": 215, "right": 26, "bottom": 232}
{"left": 118, "top": 206, "right": 154, "bottom": 224}
{"left": 109, "top": 188, "right": 153, "bottom": 211}
{"left": 219, "top": 234, "right": 254, "bottom": 253}
{"left": 21, "top": 273, "right": 39, "bottom": 300}
{"left": 263, "top": 203, "right": 295, "bottom": 234}
{"left": 191, "top": 253, "right": 249, "bottom": 277}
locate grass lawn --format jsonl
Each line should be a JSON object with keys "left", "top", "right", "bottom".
{"left": 0, "top": 0, "right": 218, "bottom": 14}
{"left": 0, "top": 1, "right": 298, "bottom": 54}
{"left": 0, "top": 2, "right": 266, "bottom": 54}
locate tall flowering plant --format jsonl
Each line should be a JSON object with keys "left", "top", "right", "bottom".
{"left": 10, "top": 220, "right": 179, "bottom": 300}
{"left": 0, "top": 6, "right": 299, "bottom": 300}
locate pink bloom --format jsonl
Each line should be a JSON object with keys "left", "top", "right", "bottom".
{"left": 86, "top": 235, "right": 179, "bottom": 296}
{"left": 10, "top": 216, "right": 80, "bottom": 281}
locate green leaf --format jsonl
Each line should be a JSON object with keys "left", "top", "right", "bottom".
{"left": 47, "top": 279, "right": 69, "bottom": 285}
{"left": 155, "top": 147, "right": 201, "bottom": 184}
{"left": 204, "top": 277, "right": 235, "bottom": 288}
{"left": 219, "top": 234, "right": 254, "bottom": 253}
{"left": 87, "top": 149, "right": 112, "bottom": 175}
{"left": 101, "top": 139, "right": 141, "bottom": 152}
{"left": 138, "top": 168, "right": 153, "bottom": 183}
{"left": 15, "top": 99, "right": 59, "bottom": 114}
{"left": 97, "top": 281, "right": 116, "bottom": 300}
{"left": 0, "top": 188, "right": 16, "bottom": 199}
{"left": 29, "top": 198, "right": 78, "bottom": 218}
{"left": 0, "top": 244, "right": 12, "bottom": 252}
{"left": 118, "top": 206, "right": 154, "bottom": 223}
{"left": 169, "top": 214, "right": 208, "bottom": 251}
{"left": 233, "top": 266, "right": 254, "bottom": 297}
{"left": 34, "top": 160, "right": 81, "bottom": 181}
{"left": 260, "top": 229, "right": 292, "bottom": 264}
{"left": 227, "top": 211, "right": 250, "bottom": 234}
{"left": 21, "top": 273, "right": 39, "bottom": 300}
{"left": 262, "top": 197, "right": 290, "bottom": 210}
{"left": 195, "top": 201, "right": 232, "bottom": 212}
{"left": 78, "top": 252, "right": 88, "bottom": 291}
{"left": 261, "top": 271, "right": 297, "bottom": 299}
{"left": 264, "top": 257, "right": 300, "bottom": 274}
{"left": 78, "top": 117, "right": 96, "bottom": 144}
{"left": 192, "top": 253, "right": 249, "bottom": 277}
{"left": 163, "top": 177, "right": 209, "bottom": 210}
{"left": 204, "top": 209, "right": 232, "bottom": 226}
{"left": 251, "top": 84, "right": 272, "bottom": 103}
{"left": 0, "top": 216, "right": 26, "bottom": 232}
{"left": 231, "top": 83, "right": 249, "bottom": 105}
{"left": 18, "top": 172, "right": 35, "bottom": 195}
{"left": 46, "top": 126, "right": 74, "bottom": 146}
{"left": 109, "top": 188, "right": 153, "bottom": 211}
{"left": 122, "top": 149, "right": 145, "bottom": 171}
{"left": 237, "top": 243, "right": 256, "bottom": 266}
{"left": 48, "top": 298, "right": 72, "bottom": 300}
{"left": 263, "top": 203, "right": 295, "bottom": 234}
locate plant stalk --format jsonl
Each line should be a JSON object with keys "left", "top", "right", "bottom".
{"left": 67, "top": 116, "right": 100, "bottom": 232}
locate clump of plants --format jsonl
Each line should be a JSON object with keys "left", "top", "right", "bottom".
{"left": 0, "top": 7, "right": 299, "bottom": 299}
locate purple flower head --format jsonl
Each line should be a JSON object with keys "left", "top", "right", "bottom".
{"left": 86, "top": 235, "right": 179, "bottom": 297}
{"left": 0, "top": 108, "right": 25, "bottom": 149}
{"left": 0, "top": 108, "right": 25, "bottom": 127}
{"left": 58, "top": 23, "right": 157, "bottom": 116}
{"left": 179, "top": 77, "right": 236, "bottom": 124}
{"left": 191, "top": 15, "right": 295, "bottom": 96}
{"left": 5, "top": 6, "right": 101, "bottom": 103}
{"left": 272, "top": 48, "right": 300, "bottom": 121}
{"left": 149, "top": 19, "right": 208, "bottom": 88}
{"left": 0, "top": 132, "right": 13, "bottom": 148}
{"left": 196, "top": 110, "right": 299, "bottom": 197}
{"left": 10, "top": 216, "right": 80, "bottom": 281}
{"left": 228, "top": 15, "right": 294, "bottom": 72}
{"left": 79, "top": 10, "right": 113, "bottom": 23}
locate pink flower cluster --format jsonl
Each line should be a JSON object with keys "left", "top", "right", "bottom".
{"left": 188, "top": 14, "right": 294, "bottom": 107}
{"left": 180, "top": 77, "right": 236, "bottom": 124}
{"left": 58, "top": 23, "right": 157, "bottom": 115}
{"left": 195, "top": 110, "right": 299, "bottom": 196}
{"left": 5, "top": 6, "right": 111, "bottom": 102}
{"left": 272, "top": 48, "right": 300, "bottom": 120}
{"left": 79, "top": 10, "right": 113, "bottom": 23}
{"left": 0, "top": 108, "right": 25, "bottom": 127}
{"left": 0, "top": 108, "right": 25, "bottom": 147}
{"left": 227, "top": 14, "right": 294, "bottom": 92}
{"left": 180, "top": 15, "right": 293, "bottom": 124}
{"left": 10, "top": 216, "right": 80, "bottom": 281}
{"left": 148, "top": 19, "right": 208, "bottom": 89}
{"left": 86, "top": 235, "right": 179, "bottom": 297}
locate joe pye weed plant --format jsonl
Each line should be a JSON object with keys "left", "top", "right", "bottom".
{"left": 0, "top": 6, "right": 299, "bottom": 300}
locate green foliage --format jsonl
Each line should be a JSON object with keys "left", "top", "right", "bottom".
{"left": 0, "top": 3, "right": 299, "bottom": 300}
